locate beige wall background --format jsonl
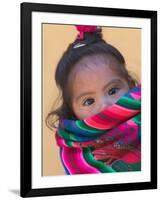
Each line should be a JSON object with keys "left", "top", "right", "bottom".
{"left": 42, "top": 24, "right": 141, "bottom": 176}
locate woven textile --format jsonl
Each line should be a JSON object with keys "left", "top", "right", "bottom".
{"left": 55, "top": 84, "right": 141, "bottom": 175}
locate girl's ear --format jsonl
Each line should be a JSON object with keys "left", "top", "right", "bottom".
{"left": 127, "top": 73, "right": 138, "bottom": 89}
{"left": 129, "top": 79, "right": 137, "bottom": 89}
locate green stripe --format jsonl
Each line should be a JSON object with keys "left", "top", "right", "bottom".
{"left": 76, "top": 121, "right": 104, "bottom": 133}
{"left": 59, "top": 129, "right": 76, "bottom": 141}
{"left": 117, "top": 96, "right": 141, "bottom": 110}
{"left": 129, "top": 162, "right": 141, "bottom": 171}
{"left": 132, "top": 114, "right": 141, "bottom": 125}
{"left": 112, "top": 160, "right": 131, "bottom": 172}
{"left": 65, "top": 140, "right": 73, "bottom": 147}
{"left": 82, "top": 148, "right": 115, "bottom": 173}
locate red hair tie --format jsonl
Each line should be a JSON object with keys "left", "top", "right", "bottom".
{"left": 75, "top": 25, "right": 98, "bottom": 40}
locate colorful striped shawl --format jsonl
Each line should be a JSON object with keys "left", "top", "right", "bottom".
{"left": 55, "top": 84, "right": 141, "bottom": 175}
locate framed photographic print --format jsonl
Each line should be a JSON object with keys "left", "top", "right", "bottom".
{"left": 20, "top": 2, "right": 157, "bottom": 197}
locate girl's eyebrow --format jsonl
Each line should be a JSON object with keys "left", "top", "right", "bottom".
{"left": 76, "top": 92, "right": 95, "bottom": 102}
{"left": 75, "top": 78, "right": 123, "bottom": 102}
{"left": 103, "top": 78, "right": 122, "bottom": 90}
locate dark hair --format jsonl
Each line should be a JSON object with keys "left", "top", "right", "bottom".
{"left": 45, "top": 28, "right": 138, "bottom": 130}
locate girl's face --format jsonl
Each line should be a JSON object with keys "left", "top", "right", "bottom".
{"left": 70, "top": 56, "right": 130, "bottom": 120}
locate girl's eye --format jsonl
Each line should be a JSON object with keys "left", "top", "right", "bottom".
{"left": 108, "top": 87, "right": 119, "bottom": 95}
{"left": 83, "top": 98, "right": 95, "bottom": 106}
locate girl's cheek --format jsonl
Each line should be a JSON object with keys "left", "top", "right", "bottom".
{"left": 78, "top": 107, "right": 97, "bottom": 119}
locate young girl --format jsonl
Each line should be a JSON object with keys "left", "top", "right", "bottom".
{"left": 46, "top": 25, "right": 141, "bottom": 175}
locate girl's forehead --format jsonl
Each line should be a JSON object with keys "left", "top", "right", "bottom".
{"left": 71, "top": 53, "right": 120, "bottom": 75}
{"left": 70, "top": 55, "right": 120, "bottom": 82}
{"left": 75, "top": 54, "right": 112, "bottom": 68}
{"left": 67, "top": 54, "right": 123, "bottom": 96}
{"left": 70, "top": 65, "right": 123, "bottom": 98}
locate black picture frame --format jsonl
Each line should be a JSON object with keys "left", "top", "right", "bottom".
{"left": 20, "top": 2, "right": 157, "bottom": 198}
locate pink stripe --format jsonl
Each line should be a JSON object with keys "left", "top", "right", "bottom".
{"left": 84, "top": 105, "right": 139, "bottom": 130}
{"left": 55, "top": 133, "right": 68, "bottom": 147}
{"left": 78, "top": 149, "right": 101, "bottom": 173}
{"left": 131, "top": 92, "right": 141, "bottom": 100}
{"left": 61, "top": 148, "right": 73, "bottom": 174}
{"left": 85, "top": 104, "right": 139, "bottom": 129}
{"left": 86, "top": 115, "right": 115, "bottom": 127}
{"left": 106, "top": 104, "right": 140, "bottom": 118}
{"left": 101, "top": 105, "right": 125, "bottom": 120}
{"left": 126, "top": 119, "right": 138, "bottom": 126}
{"left": 62, "top": 147, "right": 100, "bottom": 174}
{"left": 85, "top": 118, "right": 113, "bottom": 129}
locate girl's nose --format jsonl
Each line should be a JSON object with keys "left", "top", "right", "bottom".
{"left": 99, "top": 98, "right": 111, "bottom": 112}
{"left": 100, "top": 102, "right": 109, "bottom": 111}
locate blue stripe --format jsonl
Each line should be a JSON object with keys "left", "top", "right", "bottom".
{"left": 59, "top": 147, "right": 70, "bottom": 175}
